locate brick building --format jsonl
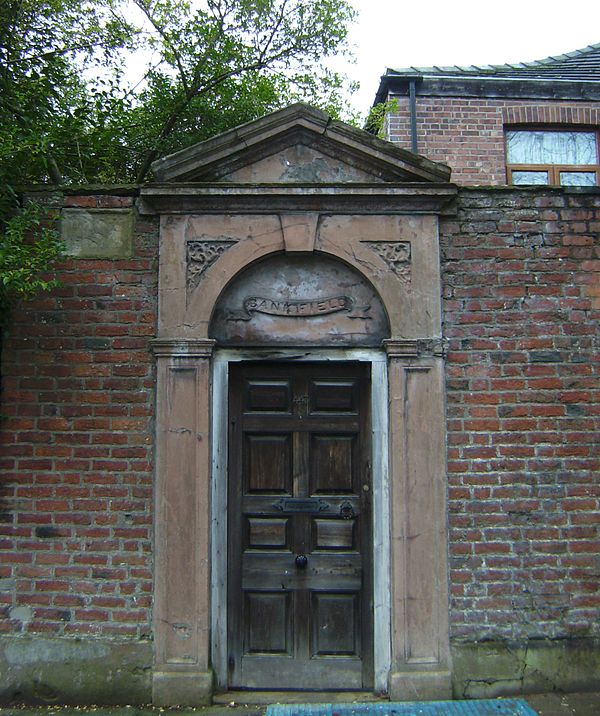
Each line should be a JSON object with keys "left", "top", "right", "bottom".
{"left": 1, "top": 82, "right": 599, "bottom": 705}
{"left": 376, "top": 42, "right": 600, "bottom": 186}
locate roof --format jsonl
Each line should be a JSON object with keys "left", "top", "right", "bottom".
{"left": 387, "top": 42, "right": 600, "bottom": 81}
{"left": 375, "top": 43, "right": 600, "bottom": 104}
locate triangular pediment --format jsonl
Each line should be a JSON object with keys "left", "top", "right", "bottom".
{"left": 151, "top": 103, "right": 451, "bottom": 183}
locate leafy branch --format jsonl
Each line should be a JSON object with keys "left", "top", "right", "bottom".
{"left": 1, "top": 0, "right": 357, "bottom": 187}
{"left": 0, "top": 202, "right": 64, "bottom": 326}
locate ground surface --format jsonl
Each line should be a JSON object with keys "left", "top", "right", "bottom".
{"left": 525, "top": 692, "right": 600, "bottom": 716}
{"left": 1, "top": 693, "right": 599, "bottom": 716}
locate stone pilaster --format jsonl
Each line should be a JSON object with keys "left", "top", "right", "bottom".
{"left": 152, "top": 339, "right": 215, "bottom": 705}
{"left": 385, "top": 340, "right": 451, "bottom": 701}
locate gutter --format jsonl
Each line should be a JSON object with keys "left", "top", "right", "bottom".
{"left": 376, "top": 73, "right": 600, "bottom": 102}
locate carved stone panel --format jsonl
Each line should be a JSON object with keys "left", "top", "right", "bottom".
{"left": 209, "top": 253, "right": 389, "bottom": 347}
{"left": 362, "top": 241, "right": 411, "bottom": 283}
{"left": 187, "top": 239, "right": 237, "bottom": 291}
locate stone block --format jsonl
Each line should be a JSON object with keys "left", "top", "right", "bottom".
{"left": 61, "top": 208, "right": 134, "bottom": 258}
{"left": 0, "top": 636, "right": 152, "bottom": 705}
{"left": 152, "top": 670, "right": 213, "bottom": 706}
{"left": 389, "top": 670, "right": 452, "bottom": 701}
{"left": 451, "top": 639, "right": 600, "bottom": 699}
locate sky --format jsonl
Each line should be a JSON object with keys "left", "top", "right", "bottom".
{"left": 344, "top": 0, "right": 600, "bottom": 116}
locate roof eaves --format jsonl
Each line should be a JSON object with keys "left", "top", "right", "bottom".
{"left": 374, "top": 73, "right": 600, "bottom": 106}
{"left": 386, "top": 71, "right": 600, "bottom": 84}
{"left": 384, "top": 42, "right": 600, "bottom": 80}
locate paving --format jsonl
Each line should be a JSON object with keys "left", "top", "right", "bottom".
{"left": 0, "top": 694, "right": 599, "bottom": 716}
{"left": 524, "top": 692, "right": 600, "bottom": 716}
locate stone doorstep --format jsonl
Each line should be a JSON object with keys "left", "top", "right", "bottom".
{"left": 213, "top": 692, "right": 385, "bottom": 706}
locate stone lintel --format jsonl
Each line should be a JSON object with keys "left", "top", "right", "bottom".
{"left": 138, "top": 184, "right": 457, "bottom": 216}
{"left": 152, "top": 670, "right": 213, "bottom": 706}
{"left": 151, "top": 338, "right": 216, "bottom": 358}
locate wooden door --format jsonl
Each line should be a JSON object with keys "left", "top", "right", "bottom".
{"left": 227, "top": 362, "right": 373, "bottom": 690}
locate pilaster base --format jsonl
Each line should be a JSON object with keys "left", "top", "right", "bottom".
{"left": 389, "top": 670, "right": 452, "bottom": 702}
{"left": 152, "top": 670, "right": 213, "bottom": 706}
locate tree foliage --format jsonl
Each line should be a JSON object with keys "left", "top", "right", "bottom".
{"left": 1, "top": 0, "right": 356, "bottom": 187}
{"left": 0, "top": 0, "right": 129, "bottom": 321}
{"left": 0, "top": 0, "right": 134, "bottom": 187}
{"left": 0, "top": 0, "right": 356, "bottom": 319}
{"left": 364, "top": 98, "right": 399, "bottom": 139}
{"left": 0, "top": 203, "right": 64, "bottom": 326}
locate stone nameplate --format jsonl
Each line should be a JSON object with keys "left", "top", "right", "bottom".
{"left": 61, "top": 209, "right": 133, "bottom": 259}
{"left": 229, "top": 295, "right": 370, "bottom": 321}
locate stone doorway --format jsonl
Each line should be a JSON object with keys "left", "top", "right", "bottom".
{"left": 142, "top": 103, "right": 455, "bottom": 705}
{"left": 210, "top": 349, "right": 392, "bottom": 696}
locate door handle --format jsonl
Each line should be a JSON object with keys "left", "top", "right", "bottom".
{"left": 295, "top": 554, "right": 308, "bottom": 569}
{"left": 340, "top": 501, "right": 355, "bottom": 519}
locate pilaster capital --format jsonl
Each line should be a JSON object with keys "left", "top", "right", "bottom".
{"left": 383, "top": 337, "right": 446, "bottom": 359}
{"left": 151, "top": 338, "right": 216, "bottom": 358}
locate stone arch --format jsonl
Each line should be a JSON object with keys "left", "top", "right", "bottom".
{"left": 208, "top": 250, "right": 391, "bottom": 347}
{"left": 177, "top": 212, "right": 439, "bottom": 342}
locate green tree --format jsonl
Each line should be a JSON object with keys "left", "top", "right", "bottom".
{"left": 0, "top": 0, "right": 135, "bottom": 187}
{"left": 1, "top": 0, "right": 356, "bottom": 186}
{"left": 0, "top": 0, "right": 356, "bottom": 321}
{"left": 0, "top": 203, "right": 64, "bottom": 327}
{"left": 0, "top": 0, "right": 130, "bottom": 324}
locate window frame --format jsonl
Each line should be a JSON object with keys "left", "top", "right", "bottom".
{"left": 505, "top": 126, "right": 600, "bottom": 187}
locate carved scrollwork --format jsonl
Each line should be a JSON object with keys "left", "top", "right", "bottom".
{"left": 362, "top": 241, "right": 411, "bottom": 283}
{"left": 187, "top": 239, "right": 237, "bottom": 291}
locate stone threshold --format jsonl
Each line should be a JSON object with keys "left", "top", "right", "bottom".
{"left": 212, "top": 692, "right": 386, "bottom": 706}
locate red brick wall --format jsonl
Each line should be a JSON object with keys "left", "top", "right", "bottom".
{"left": 1, "top": 187, "right": 598, "bottom": 648}
{"left": 387, "top": 97, "right": 600, "bottom": 185}
{"left": 441, "top": 187, "right": 600, "bottom": 642}
{"left": 0, "top": 196, "right": 158, "bottom": 639}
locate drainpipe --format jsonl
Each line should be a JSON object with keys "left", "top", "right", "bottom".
{"left": 408, "top": 77, "right": 420, "bottom": 154}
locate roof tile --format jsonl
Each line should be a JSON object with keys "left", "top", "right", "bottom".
{"left": 387, "top": 42, "right": 600, "bottom": 82}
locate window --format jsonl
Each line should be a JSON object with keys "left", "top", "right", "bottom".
{"left": 506, "top": 129, "right": 599, "bottom": 186}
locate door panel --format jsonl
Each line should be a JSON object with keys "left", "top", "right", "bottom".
{"left": 309, "top": 381, "right": 358, "bottom": 413}
{"left": 313, "top": 518, "right": 354, "bottom": 550}
{"left": 310, "top": 434, "right": 355, "bottom": 493}
{"left": 247, "top": 518, "right": 289, "bottom": 549}
{"left": 245, "top": 591, "right": 293, "bottom": 654}
{"left": 311, "top": 593, "right": 360, "bottom": 656}
{"left": 228, "top": 362, "right": 372, "bottom": 690}
{"left": 245, "top": 434, "right": 292, "bottom": 493}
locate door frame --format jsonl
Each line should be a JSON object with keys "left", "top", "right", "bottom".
{"left": 210, "top": 348, "right": 391, "bottom": 693}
